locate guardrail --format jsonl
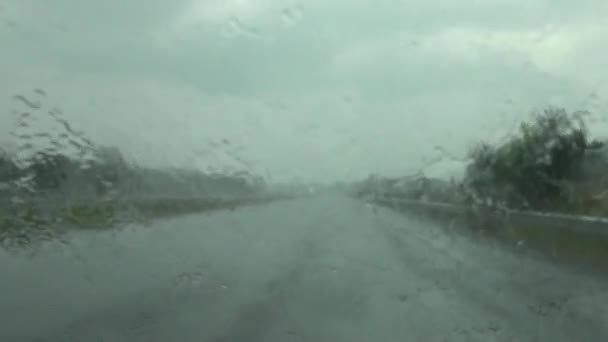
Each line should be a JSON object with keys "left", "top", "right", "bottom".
{"left": 369, "top": 195, "right": 608, "bottom": 237}
{"left": 362, "top": 194, "right": 608, "bottom": 269}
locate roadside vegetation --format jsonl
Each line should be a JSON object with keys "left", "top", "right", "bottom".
{"left": 462, "top": 107, "right": 607, "bottom": 215}
{"left": 0, "top": 92, "right": 272, "bottom": 249}
{"left": 352, "top": 107, "right": 608, "bottom": 268}
{"left": 355, "top": 106, "right": 608, "bottom": 216}
{"left": 0, "top": 145, "right": 271, "bottom": 249}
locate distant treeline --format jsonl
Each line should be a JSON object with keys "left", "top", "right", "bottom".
{"left": 0, "top": 91, "right": 272, "bottom": 248}
{"left": 1, "top": 91, "right": 266, "bottom": 206}
{"left": 0, "top": 145, "right": 265, "bottom": 202}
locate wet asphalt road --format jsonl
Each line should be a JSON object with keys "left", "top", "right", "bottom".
{"left": 1, "top": 194, "right": 607, "bottom": 341}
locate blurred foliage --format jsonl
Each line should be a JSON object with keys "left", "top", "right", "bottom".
{"left": 463, "top": 107, "right": 604, "bottom": 211}
{"left": 349, "top": 106, "right": 608, "bottom": 267}
{"left": 0, "top": 93, "right": 268, "bottom": 248}
{"left": 353, "top": 106, "right": 608, "bottom": 215}
{"left": 0, "top": 145, "right": 268, "bottom": 249}
{"left": 0, "top": 147, "right": 265, "bottom": 200}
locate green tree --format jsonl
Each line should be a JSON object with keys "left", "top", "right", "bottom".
{"left": 464, "top": 107, "right": 600, "bottom": 210}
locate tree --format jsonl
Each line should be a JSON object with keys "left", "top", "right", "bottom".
{"left": 463, "top": 107, "right": 600, "bottom": 210}
{"left": 26, "top": 152, "right": 73, "bottom": 191}
{"left": 0, "top": 150, "right": 19, "bottom": 184}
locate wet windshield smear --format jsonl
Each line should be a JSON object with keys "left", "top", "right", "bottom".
{"left": 1, "top": 1, "right": 608, "bottom": 341}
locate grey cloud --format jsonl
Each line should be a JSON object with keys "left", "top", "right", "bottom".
{"left": 2, "top": 0, "right": 608, "bottom": 181}
{"left": 3, "top": 0, "right": 603, "bottom": 97}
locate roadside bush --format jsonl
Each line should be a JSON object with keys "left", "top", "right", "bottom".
{"left": 463, "top": 107, "right": 603, "bottom": 211}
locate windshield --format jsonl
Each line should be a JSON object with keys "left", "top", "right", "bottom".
{"left": 1, "top": 1, "right": 608, "bottom": 341}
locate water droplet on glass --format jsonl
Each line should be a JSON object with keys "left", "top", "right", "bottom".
{"left": 281, "top": 3, "right": 304, "bottom": 25}
{"left": 13, "top": 95, "right": 41, "bottom": 109}
{"left": 281, "top": 8, "right": 295, "bottom": 24}
{"left": 226, "top": 17, "right": 261, "bottom": 39}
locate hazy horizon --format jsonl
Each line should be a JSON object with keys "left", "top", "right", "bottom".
{"left": 2, "top": 0, "right": 608, "bottom": 183}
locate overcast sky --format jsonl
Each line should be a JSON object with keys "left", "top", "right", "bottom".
{"left": 2, "top": 0, "right": 608, "bottom": 182}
